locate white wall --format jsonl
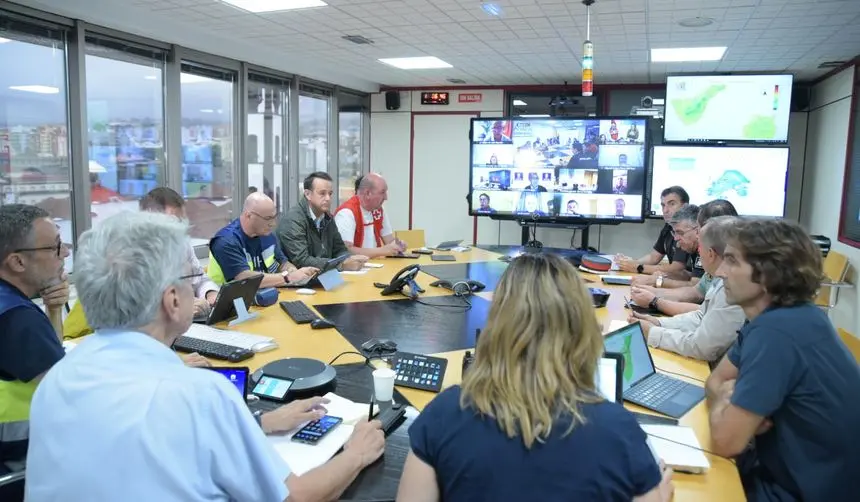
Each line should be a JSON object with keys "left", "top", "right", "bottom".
{"left": 800, "top": 65, "right": 858, "bottom": 335}
{"left": 371, "top": 90, "right": 809, "bottom": 255}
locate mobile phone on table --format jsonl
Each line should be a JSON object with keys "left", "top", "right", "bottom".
{"left": 291, "top": 415, "right": 343, "bottom": 445}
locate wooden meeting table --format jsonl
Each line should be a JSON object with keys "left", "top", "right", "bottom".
{"left": 216, "top": 248, "right": 745, "bottom": 502}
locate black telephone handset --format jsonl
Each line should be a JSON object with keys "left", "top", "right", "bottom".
{"left": 380, "top": 264, "right": 421, "bottom": 297}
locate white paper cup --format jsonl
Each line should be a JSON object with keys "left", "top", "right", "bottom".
{"left": 373, "top": 368, "right": 397, "bottom": 402}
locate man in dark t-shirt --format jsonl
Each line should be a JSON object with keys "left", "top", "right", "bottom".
{"left": 706, "top": 219, "right": 860, "bottom": 502}
{"left": 616, "top": 186, "right": 690, "bottom": 275}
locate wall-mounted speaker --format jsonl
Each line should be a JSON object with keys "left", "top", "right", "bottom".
{"left": 385, "top": 91, "right": 400, "bottom": 110}
{"left": 791, "top": 84, "right": 811, "bottom": 112}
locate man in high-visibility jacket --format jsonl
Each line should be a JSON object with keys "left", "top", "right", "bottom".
{"left": 0, "top": 204, "right": 69, "bottom": 475}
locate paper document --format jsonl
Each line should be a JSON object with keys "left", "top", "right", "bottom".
{"left": 605, "top": 320, "right": 630, "bottom": 334}
{"left": 364, "top": 263, "right": 384, "bottom": 268}
{"left": 267, "top": 392, "right": 375, "bottom": 476}
{"left": 641, "top": 425, "right": 710, "bottom": 474}
{"left": 340, "top": 269, "right": 369, "bottom": 275}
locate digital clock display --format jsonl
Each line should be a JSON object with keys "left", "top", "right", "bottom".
{"left": 421, "top": 92, "right": 450, "bottom": 105}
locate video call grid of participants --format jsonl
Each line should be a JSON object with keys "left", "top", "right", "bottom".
{"left": 471, "top": 118, "right": 646, "bottom": 219}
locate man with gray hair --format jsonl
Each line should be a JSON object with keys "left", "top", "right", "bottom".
{"left": 25, "top": 212, "right": 385, "bottom": 502}
{"left": 334, "top": 172, "right": 406, "bottom": 258}
{"left": 628, "top": 216, "right": 746, "bottom": 362}
{"left": 0, "top": 204, "right": 69, "bottom": 479}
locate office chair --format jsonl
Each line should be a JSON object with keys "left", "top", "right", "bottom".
{"left": 815, "top": 250, "right": 851, "bottom": 313}
{"left": 0, "top": 469, "right": 25, "bottom": 502}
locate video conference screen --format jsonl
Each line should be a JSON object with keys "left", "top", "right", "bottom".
{"left": 664, "top": 74, "right": 793, "bottom": 144}
{"left": 650, "top": 145, "right": 789, "bottom": 218}
{"left": 469, "top": 117, "right": 649, "bottom": 222}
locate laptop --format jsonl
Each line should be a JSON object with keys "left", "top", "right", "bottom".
{"left": 433, "top": 240, "right": 463, "bottom": 251}
{"left": 208, "top": 366, "right": 284, "bottom": 413}
{"left": 284, "top": 254, "right": 350, "bottom": 288}
{"left": 602, "top": 322, "right": 705, "bottom": 419}
{"left": 194, "top": 274, "right": 263, "bottom": 325}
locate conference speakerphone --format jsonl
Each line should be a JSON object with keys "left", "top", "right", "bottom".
{"left": 392, "top": 352, "right": 448, "bottom": 393}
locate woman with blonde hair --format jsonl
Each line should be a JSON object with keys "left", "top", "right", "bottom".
{"left": 396, "top": 253, "right": 673, "bottom": 502}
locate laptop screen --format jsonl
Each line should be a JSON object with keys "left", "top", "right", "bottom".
{"left": 595, "top": 356, "right": 621, "bottom": 402}
{"left": 602, "top": 323, "right": 655, "bottom": 391}
{"left": 208, "top": 367, "right": 248, "bottom": 397}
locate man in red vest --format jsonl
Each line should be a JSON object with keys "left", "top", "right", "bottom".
{"left": 334, "top": 173, "right": 405, "bottom": 259}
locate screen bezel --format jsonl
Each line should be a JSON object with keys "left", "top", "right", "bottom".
{"left": 647, "top": 144, "right": 790, "bottom": 219}
{"left": 292, "top": 415, "right": 343, "bottom": 444}
{"left": 468, "top": 115, "right": 651, "bottom": 224}
{"left": 208, "top": 366, "right": 250, "bottom": 397}
{"left": 663, "top": 73, "right": 794, "bottom": 145}
{"left": 251, "top": 374, "right": 296, "bottom": 401}
{"left": 602, "top": 322, "right": 656, "bottom": 391}
{"left": 599, "top": 352, "right": 625, "bottom": 402}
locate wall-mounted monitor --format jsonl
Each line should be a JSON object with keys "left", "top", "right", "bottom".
{"left": 649, "top": 145, "right": 789, "bottom": 218}
{"left": 469, "top": 116, "right": 650, "bottom": 223}
{"left": 664, "top": 74, "right": 793, "bottom": 144}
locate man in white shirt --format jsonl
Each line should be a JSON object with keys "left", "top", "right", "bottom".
{"left": 334, "top": 173, "right": 406, "bottom": 258}
{"left": 26, "top": 211, "right": 385, "bottom": 502}
{"left": 628, "top": 216, "right": 746, "bottom": 363}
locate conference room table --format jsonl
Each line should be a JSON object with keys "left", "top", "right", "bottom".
{"left": 215, "top": 247, "right": 744, "bottom": 501}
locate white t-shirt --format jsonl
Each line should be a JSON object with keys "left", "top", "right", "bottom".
{"left": 334, "top": 206, "right": 393, "bottom": 248}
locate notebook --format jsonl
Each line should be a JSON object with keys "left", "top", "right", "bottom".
{"left": 643, "top": 424, "right": 710, "bottom": 474}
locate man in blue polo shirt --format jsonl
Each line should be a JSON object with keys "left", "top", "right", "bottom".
{"left": 706, "top": 218, "right": 860, "bottom": 502}
{"left": 0, "top": 204, "right": 69, "bottom": 480}
{"left": 209, "top": 192, "right": 317, "bottom": 289}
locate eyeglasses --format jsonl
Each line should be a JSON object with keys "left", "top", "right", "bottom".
{"left": 14, "top": 241, "right": 65, "bottom": 257}
{"left": 250, "top": 211, "right": 278, "bottom": 222}
{"left": 674, "top": 225, "right": 699, "bottom": 238}
{"left": 179, "top": 272, "right": 203, "bottom": 281}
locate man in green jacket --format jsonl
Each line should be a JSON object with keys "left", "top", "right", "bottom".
{"left": 276, "top": 172, "right": 368, "bottom": 271}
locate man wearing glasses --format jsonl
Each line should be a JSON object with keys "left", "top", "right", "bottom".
{"left": 0, "top": 204, "right": 69, "bottom": 480}
{"left": 209, "top": 192, "right": 317, "bottom": 289}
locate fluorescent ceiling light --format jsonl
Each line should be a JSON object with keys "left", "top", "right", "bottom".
{"left": 650, "top": 47, "right": 726, "bottom": 62}
{"left": 200, "top": 109, "right": 215, "bottom": 113}
{"left": 219, "top": 0, "right": 327, "bottom": 12}
{"left": 181, "top": 73, "right": 210, "bottom": 84}
{"left": 378, "top": 57, "right": 452, "bottom": 70}
{"left": 512, "top": 99, "right": 528, "bottom": 106}
{"left": 9, "top": 85, "right": 59, "bottom": 94}
{"left": 0, "top": 37, "right": 11, "bottom": 44}
{"left": 143, "top": 75, "right": 158, "bottom": 80}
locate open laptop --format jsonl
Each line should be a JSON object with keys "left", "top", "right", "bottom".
{"left": 603, "top": 322, "right": 705, "bottom": 419}
{"left": 208, "top": 366, "right": 284, "bottom": 414}
{"left": 284, "top": 254, "right": 350, "bottom": 288}
{"left": 433, "top": 240, "right": 463, "bottom": 251}
{"left": 194, "top": 274, "right": 263, "bottom": 325}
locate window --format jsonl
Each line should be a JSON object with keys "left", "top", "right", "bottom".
{"left": 181, "top": 63, "right": 236, "bottom": 246}
{"left": 298, "top": 89, "right": 330, "bottom": 191}
{"left": 85, "top": 35, "right": 166, "bottom": 229}
{"left": 247, "top": 74, "right": 288, "bottom": 214}
{"left": 337, "top": 92, "right": 368, "bottom": 205}
{"left": 0, "top": 18, "right": 73, "bottom": 270}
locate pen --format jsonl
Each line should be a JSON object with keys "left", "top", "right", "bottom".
{"left": 368, "top": 395, "right": 375, "bottom": 421}
{"left": 624, "top": 296, "right": 631, "bottom": 308}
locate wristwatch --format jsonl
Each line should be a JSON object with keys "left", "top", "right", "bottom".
{"left": 636, "top": 264, "right": 644, "bottom": 274}
{"left": 655, "top": 275, "right": 664, "bottom": 288}
{"left": 282, "top": 270, "right": 291, "bottom": 285}
{"left": 649, "top": 297, "right": 660, "bottom": 311}
{"left": 253, "top": 410, "right": 264, "bottom": 429}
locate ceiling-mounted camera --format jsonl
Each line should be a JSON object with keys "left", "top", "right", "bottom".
{"left": 641, "top": 96, "right": 653, "bottom": 108}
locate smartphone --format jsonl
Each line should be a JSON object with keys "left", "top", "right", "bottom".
{"left": 251, "top": 375, "right": 295, "bottom": 401}
{"left": 291, "top": 416, "right": 343, "bottom": 445}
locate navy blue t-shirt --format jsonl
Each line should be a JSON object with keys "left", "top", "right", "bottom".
{"left": 409, "top": 386, "right": 661, "bottom": 502}
{"left": 728, "top": 303, "right": 860, "bottom": 502}
{"left": 210, "top": 222, "right": 287, "bottom": 282}
{"left": 0, "top": 279, "right": 65, "bottom": 466}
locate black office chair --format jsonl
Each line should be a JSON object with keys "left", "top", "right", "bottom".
{"left": 0, "top": 469, "right": 25, "bottom": 502}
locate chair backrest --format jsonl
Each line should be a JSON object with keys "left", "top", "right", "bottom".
{"left": 837, "top": 328, "right": 860, "bottom": 364}
{"left": 815, "top": 250, "right": 850, "bottom": 307}
{"left": 395, "top": 229, "right": 426, "bottom": 249}
{"left": 0, "top": 470, "right": 25, "bottom": 502}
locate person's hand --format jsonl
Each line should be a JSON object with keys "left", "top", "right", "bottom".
{"left": 394, "top": 239, "right": 408, "bottom": 253}
{"left": 755, "top": 418, "right": 773, "bottom": 435}
{"left": 342, "top": 419, "right": 385, "bottom": 468}
{"left": 288, "top": 267, "right": 319, "bottom": 283}
{"left": 40, "top": 275, "right": 69, "bottom": 308}
{"left": 193, "top": 298, "right": 211, "bottom": 317}
{"left": 631, "top": 274, "right": 658, "bottom": 287}
{"left": 182, "top": 352, "right": 211, "bottom": 368}
{"left": 342, "top": 255, "right": 369, "bottom": 271}
{"left": 629, "top": 310, "right": 661, "bottom": 327}
{"left": 261, "top": 396, "right": 330, "bottom": 434}
{"left": 382, "top": 241, "right": 403, "bottom": 256}
{"left": 658, "top": 460, "right": 675, "bottom": 502}
{"left": 205, "top": 290, "right": 218, "bottom": 306}
{"left": 630, "top": 286, "right": 657, "bottom": 308}
{"left": 616, "top": 256, "right": 640, "bottom": 273}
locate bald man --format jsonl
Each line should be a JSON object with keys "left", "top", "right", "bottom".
{"left": 334, "top": 173, "right": 405, "bottom": 259}
{"left": 209, "top": 193, "right": 317, "bottom": 289}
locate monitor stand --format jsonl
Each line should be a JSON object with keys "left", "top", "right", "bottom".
{"left": 228, "top": 297, "right": 259, "bottom": 327}
{"left": 519, "top": 221, "right": 593, "bottom": 251}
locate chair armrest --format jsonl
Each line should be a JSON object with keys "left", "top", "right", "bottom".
{"left": 820, "top": 281, "right": 853, "bottom": 289}
{"left": 0, "top": 470, "right": 25, "bottom": 487}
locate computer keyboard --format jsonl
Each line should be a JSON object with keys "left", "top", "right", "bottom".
{"left": 183, "top": 323, "right": 273, "bottom": 351}
{"left": 279, "top": 300, "right": 318, "bottom": 324}
{"left": 248, "top": 398, "right": 282, "bottom": 414}
{"left": 173, "top": 336, "right": 247, "bottom": 361}
{"left": 626, "top": 373, "right": 688, "bottom": 408}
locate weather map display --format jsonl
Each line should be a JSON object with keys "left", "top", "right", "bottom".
{"left": 664, "top": 74, "right": 793, "bottom": 144}
{"left": 650, "top": 146, "right": 789, "bottom": 218}
{"left": 602, "top": 324, "right": 654, "bottom": 391}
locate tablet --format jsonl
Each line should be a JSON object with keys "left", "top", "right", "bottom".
{"left": 203, "top": 274, "right": 263, "bottom": 325}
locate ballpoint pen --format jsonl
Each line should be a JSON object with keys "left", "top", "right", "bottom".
{"left": 368, "top": 395, "right": 375, "bottom": 421}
